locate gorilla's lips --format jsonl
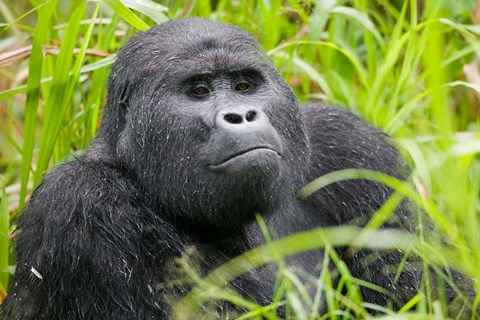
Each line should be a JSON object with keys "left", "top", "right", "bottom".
{"left": 209, "top": 146, "right": 281, "bottom": 169}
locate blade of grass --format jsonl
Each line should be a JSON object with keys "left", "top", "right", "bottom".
{"left": 1, "top": 2, "right": 46, "bottom": 32}
{"left": 0, "top": 183, "right": 9, "bottom": 293}
{"left": 308, "top": 0, "right": 336, "bottom": 39}
{"left": 122, "top": 0, "right": 168, "bottom": 24}
{"left": 364, "top": 0, "right": 408, "bottom": 122}
{"left": 422, "top": 19, "right": 453, "bottom": 141}
{"left": 34, "top": 2, "right": 89, "bottom": 184}
{"left": 258, "top": 0, "right": 282, "bottom": 50}
{"left": 19, "top": 0, "right": 58, "bottom": 208}
{"left": 104, "top": 0, "right": 150, "bottom": 30}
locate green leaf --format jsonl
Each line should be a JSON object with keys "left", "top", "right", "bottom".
{"left": 34, "top": 2, "right": 89, "bottom": 185}
{"left": 0, "top": 185, "right": 9, "bottom": 290}
{"left": 19, "top": 0, "right": 58, "bottom": 207}
{"left": 309, "top": 0, "right": 336, "bottom": 39}
{"left": 104, "top": 0, "right": 151, "bottom": 30}
{"left": 122, "top": 0, "right": 169, "bottom": 24}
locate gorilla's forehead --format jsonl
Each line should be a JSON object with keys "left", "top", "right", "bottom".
{"left": 137, "top": 19, "right": 266, "bottom": 62}
{"left": 137, "top": 41, "right": 271, "bottom": 80}
{"left": 148, "top": 18, "right": 259, "bottom": 47}
{"left": 166, "top": 49, "right": 270, "bottom": 77}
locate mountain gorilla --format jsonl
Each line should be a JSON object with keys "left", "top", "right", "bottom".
{"left": 2, "top": 18, "right": 427, "bottom": 319}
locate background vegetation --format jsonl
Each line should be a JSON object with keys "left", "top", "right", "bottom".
{"left": 0, "top": 0, "right": 479, "bottom": 318}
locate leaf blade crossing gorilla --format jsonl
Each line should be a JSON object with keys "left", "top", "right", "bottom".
{"left": 1, "top": 18, "right": 474, "bottom": 319}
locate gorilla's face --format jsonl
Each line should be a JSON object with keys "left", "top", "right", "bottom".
{"left": 102, "top": 19, "right": 309, "bottom": 229}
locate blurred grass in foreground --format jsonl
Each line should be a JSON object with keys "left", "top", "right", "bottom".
{"left": 0, "top": 0, "right": 479, "bottom": 318}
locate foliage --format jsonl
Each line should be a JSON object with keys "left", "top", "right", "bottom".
{"left": 0, "top": 0, "right": 479, "bottom": 318}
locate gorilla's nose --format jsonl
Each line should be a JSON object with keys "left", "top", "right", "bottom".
{"left": 215, "top": 106, "right": 268, "bottom": 131}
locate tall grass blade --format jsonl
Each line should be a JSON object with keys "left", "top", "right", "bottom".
{"left": 104, "top": 0, "right": 150, "bottom": 30}
{"left": 0, "top": 185, "right": 9, "bottom": 296}
{"left": 19, "top": 0, "right": 58, "bottom": 207}
{"left": 122, "top": 0, "right": 168, "bottom": 24}
{"left": 33, "top": 2, "right": 89, "bottom": 184}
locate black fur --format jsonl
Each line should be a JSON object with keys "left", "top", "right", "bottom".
{"left": 1, "top": 18, "right": 438, "bottom": 319}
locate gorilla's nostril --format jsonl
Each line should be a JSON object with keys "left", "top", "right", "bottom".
{"left": 224, "top": 113, "right": 243, "bottom": 124}
{"left": 246, "top": 110, "right": 257, "bottom": 122}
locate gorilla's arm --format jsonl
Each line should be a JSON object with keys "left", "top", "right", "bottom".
{"left": 1, "top": 159, "right": 183, "bottom": 320}
{"left": 301, "top": 103, "right": 420, "bottom": 306}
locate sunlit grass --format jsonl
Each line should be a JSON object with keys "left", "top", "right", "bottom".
{"left": 0, "top": 0, "right": 479, "bottom": 317}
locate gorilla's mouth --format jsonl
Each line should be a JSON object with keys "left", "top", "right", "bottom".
{"left": 209, "top": 146, "right": 281, "bottom": 168}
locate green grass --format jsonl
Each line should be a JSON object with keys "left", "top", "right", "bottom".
{"left": 0, "top": 0, "right": 479, "bottom": 318}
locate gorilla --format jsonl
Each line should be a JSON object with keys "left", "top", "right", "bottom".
{"left": 0, "top": 18, "right": 463, "bottom": 319}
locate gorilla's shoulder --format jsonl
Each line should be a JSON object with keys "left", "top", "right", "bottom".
{"left": 38, "top": 158, "right": 131, "bottom": 198}
{"left": 301, "top": 103, "right": 385, "bottom": 138}
{"left": 301, "top": 103, "right": 405, "bottom": 176}
{"left": 22, "top": 158, "right": 140, "bottom": 224}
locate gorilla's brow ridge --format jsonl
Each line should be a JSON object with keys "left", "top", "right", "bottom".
{"left": 168, "top": 53, "right": 268, "bottom": 85}
{"left": 180, "top": 68, "right": 265, "bottom": 84}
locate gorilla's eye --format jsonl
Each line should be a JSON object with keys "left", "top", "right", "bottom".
{"left": 192, "top": 84, "right": 210, "bottom": 97}
{"left": 234, "top": 81, "right": 250, "bottom": 92}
